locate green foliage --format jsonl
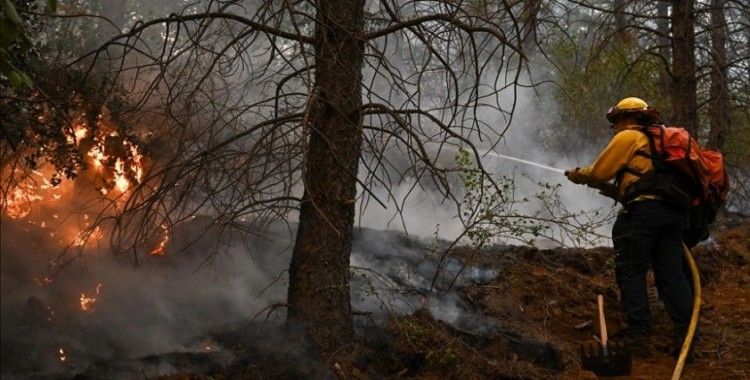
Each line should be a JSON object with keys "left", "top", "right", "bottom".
{"left": 0, "top": 0, "right": 57, "bottom": 88}
{"left": 0, "top": 0, "right": 141, "bottom": 187}
{"left": 455, "top": 148, "right": 611, "bottom": 248}
{"left": 1, "top": 0, "right": 33, "bottom": 87}
{"left": 539, "top": 36, "right": 668, "bottom": 154}
{"left": 1, "top": 68, "right": 136, "bottom": 185}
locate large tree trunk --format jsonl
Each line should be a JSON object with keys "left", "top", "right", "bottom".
{"left": 707, "top": 0, "right": 730, "bottom": 150}
{"left": 287, "top": 0, "right": 364, "bottom": 353}
{"left": 670, "top": 0, "right": 698, "bottom": 134}
{"left": 657, "top": 1, "right": 671, "bottom": 98}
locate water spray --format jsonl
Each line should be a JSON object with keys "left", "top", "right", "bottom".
{"left": 480, "top": 151, "right": 565, "bottom": 174}
{"left": 429, "top": 143, "right": 567, "bottom": 175}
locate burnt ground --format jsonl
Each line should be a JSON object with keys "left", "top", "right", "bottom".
{"left": 224, "top": 214, "right": 748, "bottom": 380}
{"left": 451, "top": 213, "right": 750, "bottom": 379}
{"left": 4, "top": 215, "right": 746, "bottom": 379}
{"left": 378, "top": 214, "right": 750, "bottom": 379}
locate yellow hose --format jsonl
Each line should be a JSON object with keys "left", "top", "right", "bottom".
{"left": 671, "top": 243, "right": 701, "bottom": 380}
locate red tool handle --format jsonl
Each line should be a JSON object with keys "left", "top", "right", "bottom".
{"left": 598, "top": 294, "right": 608, "bottom": 348}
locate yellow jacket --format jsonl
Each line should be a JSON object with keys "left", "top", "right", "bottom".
{"left": 575, "top": 125, "right": 654, "bottom": 199}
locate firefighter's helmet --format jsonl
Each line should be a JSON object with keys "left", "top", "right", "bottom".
{"left": 606, "top": 97, "right": 660, "bottom": 124}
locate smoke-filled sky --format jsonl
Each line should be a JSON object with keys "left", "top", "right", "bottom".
{"left": 0, "top": 2, "right": 626, "bottom": 378}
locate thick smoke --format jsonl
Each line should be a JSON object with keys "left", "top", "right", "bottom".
{"left": 1, "top": 214, "right": 288, "bottom": 378}
{"left": 356, "top": 81, "right": 616, "bottom": 244}
{"left": 1, "top": 2, "right": 623, "bottom": 378}
{"left": 1, "top": 207, "right": 503, "bottom": 378}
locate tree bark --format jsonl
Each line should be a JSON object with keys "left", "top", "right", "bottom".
{"left": 521, "top": 0, "right": 541, "bottom": 55}
{"left": 287, "top": 0, "right": 364, "bottom": 353}
{"left": 670, "top": 0, "right": 698, "bottom": 134}
{"left": 657, "top": 1, "right": 671, "bottom": 98}
{"left": 101, "top": 0, "right": 128, "bottom": 30}
{"left": 613, "top": 0, "right": 630, "bottom": 43}
{"left": 707, "top": 0, "right": 730, "bottom": 150}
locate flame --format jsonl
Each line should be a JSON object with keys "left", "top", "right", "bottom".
{"left": 3, "top": 111, "right": 147, "bottom": 220}
{"left": 113, "top": 159, "right": 130, "bottom": 192}
{"left": 73, "top": 226, "right": 103, "bottom": 247}
{"left": 80, "top": 283, "right": 103, "bottom": 311}
{"left": 201, "top": 339, "right": 214, "bottom": 351}
{"left": 47, "top": 306, "right": 55, "bottom": 322}
{"left": 59, "top": 348, "right": 66, "bottom": 362}
{"left": 3, "top": 186, "right": 43, "bottom": 219}
{"left": 66, "top": 124, "right": 88, "bottom": 144}
{"left": 150, "top": 225, "right": 170, "bottom": 256}
{"left": 88, "top": 145, "right": 106, "bottom": 168}
{"left": 128, "top": 143, "right": 144, "bottom": 183}
{"left": 35, "top": 276, "right": 53, "bottom": 287}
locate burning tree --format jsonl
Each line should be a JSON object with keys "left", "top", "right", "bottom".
{"left": 1, "top": 0, "right": 606, "bottom": 358}
{"left": 76, "top": 0, "right": 531, "bottom": 353}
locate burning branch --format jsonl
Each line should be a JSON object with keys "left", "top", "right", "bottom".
{"left": 149, "top": 225, "right": 170, "bottom": 256}
{"left": 79, "top": 283, "right": 102, "bottom": 312}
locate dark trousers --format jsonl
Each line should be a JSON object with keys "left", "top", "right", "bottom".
{"left": 612, "top": 201, "right": 694, "bottom": 339}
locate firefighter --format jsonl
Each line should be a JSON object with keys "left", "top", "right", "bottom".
{"left": 565, "top": 97, "right": 694, "bottom": 357}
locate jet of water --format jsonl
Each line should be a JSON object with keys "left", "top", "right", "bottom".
{"left": 481, "top": 151, "right": 565, "bottom": 174}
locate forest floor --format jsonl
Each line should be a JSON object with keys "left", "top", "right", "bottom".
{"left": 235, "top": 217, "right": 750, "bottom": 379}
{"left": 169, "top": 214, "right": 750, "bottom": 380}
{"left": 363, "top": 213, "right": 750, "bottom": 379}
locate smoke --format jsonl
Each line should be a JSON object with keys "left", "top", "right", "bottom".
{"left": 2, "top": 203, "right": 509, "bottom": 379}
{"left": 0, "top": 213, "right": 289, "bottom": 378}
{"left": 356, "top": 78, "right": 616, "bottom": 245}
{"left": 0, "top": 3, "right": 626, "bottom": 378}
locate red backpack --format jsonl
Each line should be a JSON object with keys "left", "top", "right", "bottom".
{"left": 642, "top": 125, "right": 729, "bottom": 202}
{"left": 625, "top": 124, "right": 730, "bottom": 246}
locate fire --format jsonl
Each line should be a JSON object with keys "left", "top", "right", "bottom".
{"left": 80, "top": 283, "right": 103, "bottom": 311}
{"left": 150, "top": 225, "right": 170, "bottom": 256}
{"left": 35, "top": 276, "right": 53, "bottom": 287}
{"left": 113, "top": 159, "right": 130, "bottom": 192}
{"left": 66, "top": 124, "right": 88, "bottom": 144}
{"left": 73, "top": 226, "right": 103, "bottom": 247}
{"left": 87, "top": 145, "right": 106, "bottom": 167}
{"left": 88, "top": 138, "right": 143, "bottom": 193}
{"left": 128, "top": 143, "right": 144, "bottom": 183}
{"left": 2, "top": 110, "right": 149, "bottom": 251}
{"left": 201, "top": 339, "right": 214, "bottom": 351}
{"left": 47, "top": 306, "right": 55, "bottom": 322}
{"left": 3, "top": 186, "right": 43, "bottom": 219}
{"left": 58, "top": 348, "right": 66, "bottom": 362}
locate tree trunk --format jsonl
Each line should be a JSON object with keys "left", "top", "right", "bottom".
{"left": 521, "top": 0, "right": 541, "bottom": 55}
{"left": 670, "top": 0, "right": 697, "bottom": 134}
{"left": 287, "top": 0, "right": 364, "bottom": 353}
{"left": 657, "top": 1, "right": 671, "bottom": 98}
{"left": 613, "top": 0, "right": 630, "bottom": 43}
{"left": 707, "top": 0, "right": 730, "bottom": 150}
{"left": 101, "top": 0, "right": 128, "bottom": 30}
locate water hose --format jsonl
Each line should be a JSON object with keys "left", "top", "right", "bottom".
{"left": 486, "top": 154, "right": 702, "bottom": 378}
{"left": 671, "top": 243, "right": 701, "bottom": 380}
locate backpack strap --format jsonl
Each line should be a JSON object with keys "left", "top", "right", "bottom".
{"left": 615, "top": 127, "right": 656, "bottom": 184}
{"left": 619, "top": 125, "right": 662, "bottom": 203}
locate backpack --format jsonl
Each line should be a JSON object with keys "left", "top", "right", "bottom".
{"left": 623, "top": 124, "right": 730, "bottom": 247}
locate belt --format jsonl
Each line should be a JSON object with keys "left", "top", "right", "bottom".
{"left": 629, "top": 194, "right": 663, "bottom": 203}
{"left": 624, "top": 194, "right": 664, "bottom": 209}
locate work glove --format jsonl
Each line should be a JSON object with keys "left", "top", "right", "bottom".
{"left": 594, "top": 182, "right": 619, "bottom": 200}
{"left": 564, "top": 167, "right": 586, "bottom": 184}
